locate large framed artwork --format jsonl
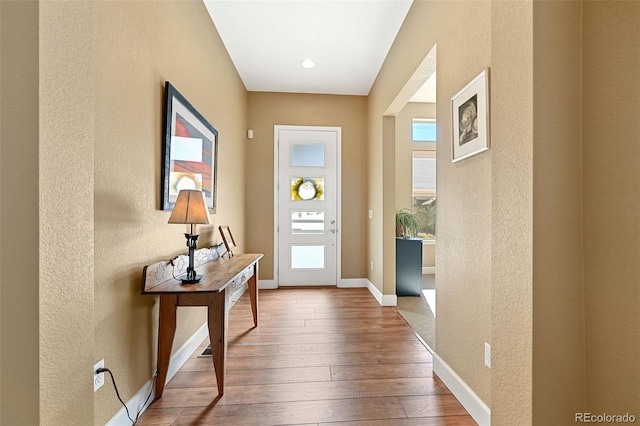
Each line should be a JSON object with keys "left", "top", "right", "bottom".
{"left": 162, "top": 82, "right": 218, "bottom": 212}
{"left": 451, "top": 69, "right": 490, "bottom": 163}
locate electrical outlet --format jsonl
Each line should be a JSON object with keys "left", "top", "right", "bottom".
{"left": 370, "top": 261, "right": 374, "bottom": 271}
{"left": 368, "top": 210, "right": 373, "bottom": 219}
{"left": 484, "top": 343, "right": 491, "bottom": 368}
{"left": 94, "top": 359, "right": 105, "bottom": 392}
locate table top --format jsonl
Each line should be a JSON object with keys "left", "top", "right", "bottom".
{"left": 142, "top": 253, "right": 263, "bottom": 295}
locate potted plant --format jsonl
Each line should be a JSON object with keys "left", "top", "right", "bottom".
{"left": 395, "top": 208, "right": 419, "bottom": 238}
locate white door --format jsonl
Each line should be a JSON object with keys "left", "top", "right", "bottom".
{"left": 276, "top": 126, "right": 340, "bottom": 286}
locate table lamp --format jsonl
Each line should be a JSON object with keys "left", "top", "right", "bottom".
{"left": 168, "top": 189, "right": 210, "bottom": 283}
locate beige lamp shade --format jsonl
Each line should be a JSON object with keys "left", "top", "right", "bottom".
{"left": 168, "top": 190, "right": 210, "bottom": 225}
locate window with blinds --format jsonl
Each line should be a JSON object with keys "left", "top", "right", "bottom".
{"left": 412, "top": 150, "right": 436, "bottom": 239}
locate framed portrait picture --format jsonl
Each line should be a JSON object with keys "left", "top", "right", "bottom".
{"left": 451, "top": 69, "right": 490, "bottom": 163}
{"left": 162, "top": 82, "right": 218, "bottom": 212}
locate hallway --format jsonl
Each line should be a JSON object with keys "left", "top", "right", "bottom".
{"left": 137, "top": 287, "right": 475, "bottom": 425}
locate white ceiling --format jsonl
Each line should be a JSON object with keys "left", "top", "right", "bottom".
{"left": 203, "top": 0, "right": 414, "bottom": 96}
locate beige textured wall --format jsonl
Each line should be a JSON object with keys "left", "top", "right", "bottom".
{"left": 532, "top": 1, "right": 586, "bottom": 423}
{"left": 0, "top": 1, "right": 40, "bottom": 423}
{"left": 0, "top": 0, "right": 2, "bottom": 408}
{"left": 395, "top": 107, "right": 411, "bottom": 210}
{"left": 422, "top": 244, "right": 435, "bottom": 269}
{"left": 93, "top": 2, "right": 247, "bottom": 424}
{"left": 369, "top": 0, "right": 492, "bottom": 403}
{"left": 0, "top": 0, "right": 2, "bottom": 409}
{"left": 246, "top": 92, "right": 368, "bottom": 280}
{"left": 39, "top": 2, "right": 96, "bottom": 423}
{"left": 583, "top": 1, "right": 640, "bottom": 414}
{"left": 490, "top": 2, "right": 534, "bottom": 423}
{"left": 382, "top": 116, "right": 396, "bottom": 293}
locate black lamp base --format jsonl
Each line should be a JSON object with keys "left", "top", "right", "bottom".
{"left": 180, "top": 274, "right": 202, "bottom": 284}
{"left": 180, "top": 232, "right": 201, "bottom": 284}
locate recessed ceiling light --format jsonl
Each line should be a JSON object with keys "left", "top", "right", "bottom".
{"left": 301, "top": 59, "right": 315, "bottom": 69}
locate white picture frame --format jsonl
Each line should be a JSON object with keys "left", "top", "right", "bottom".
{"left": 451, "top": 69, "right": 490, "bottom": 162}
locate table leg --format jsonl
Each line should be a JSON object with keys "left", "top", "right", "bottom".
{"left": 156, "top": 294, "right": 177, "bottom": 398}
{"left": 248, "top": 263, "right": 259, "bottom": 327}
{"left": 207, "top": 289, "right": 229, "bottom": 395}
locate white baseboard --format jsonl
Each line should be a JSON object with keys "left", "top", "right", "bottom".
{"left": 433, "top": 352, "right": 491, "bottom": 426}
{"left": 381, "top": 294, "right": 397, "bottom": 306}
{"left": 365, "top": 279, "right": 397, "bottom": 306}
{"left": 259, "top": 279, "right": 277, "bottom": 289}
{"left": 338, "top": 278, "right": 369, "bottom": 288}
{"left": 422, "top": 266, "right": 436, "bottom": 275}
{"left": 105, "top": 374, "right": 155, "bottom": 426}
{"left": 106, "top": 323, "right": 209, "bottom": 425}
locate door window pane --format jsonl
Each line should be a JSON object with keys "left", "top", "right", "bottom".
{"left": 291, "top": 245, "right": 325, "bottom": 269}
{"left": 291, "top": 211, "right": 325, "bottom": 234}
{"left": 291, "top": 143, "right": 325, "bottom": 167}
{"left": 291, "top": 177, "right": 324, "bottom": 201}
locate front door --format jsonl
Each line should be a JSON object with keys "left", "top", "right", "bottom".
{"left": 276, "top": 126, "right": 340, "bottom": 286}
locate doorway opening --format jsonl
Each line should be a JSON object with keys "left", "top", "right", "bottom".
{"left": 385, "top": 44, "right": 437, "bottom": 350}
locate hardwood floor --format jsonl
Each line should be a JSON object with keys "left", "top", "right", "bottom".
{"left": 137, "top": 287, "right": 476, "bottom": 425}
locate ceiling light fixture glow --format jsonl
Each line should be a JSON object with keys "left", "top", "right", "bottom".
{"left": 300, "top": 59, "right": 315, "bottom": 69}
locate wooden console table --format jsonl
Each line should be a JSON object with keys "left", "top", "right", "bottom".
{"left": 142, "top": 249, "right": 263, "bottom": 398}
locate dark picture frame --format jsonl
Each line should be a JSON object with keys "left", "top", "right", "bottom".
{"left": 451, "top": 69, "right": 490, "bottom": 163}
{"left": 218, "top": 225, "right": 237, "bottom": 258}
{"left": 162, "top": 81, "right": 218, "bottom": 211}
